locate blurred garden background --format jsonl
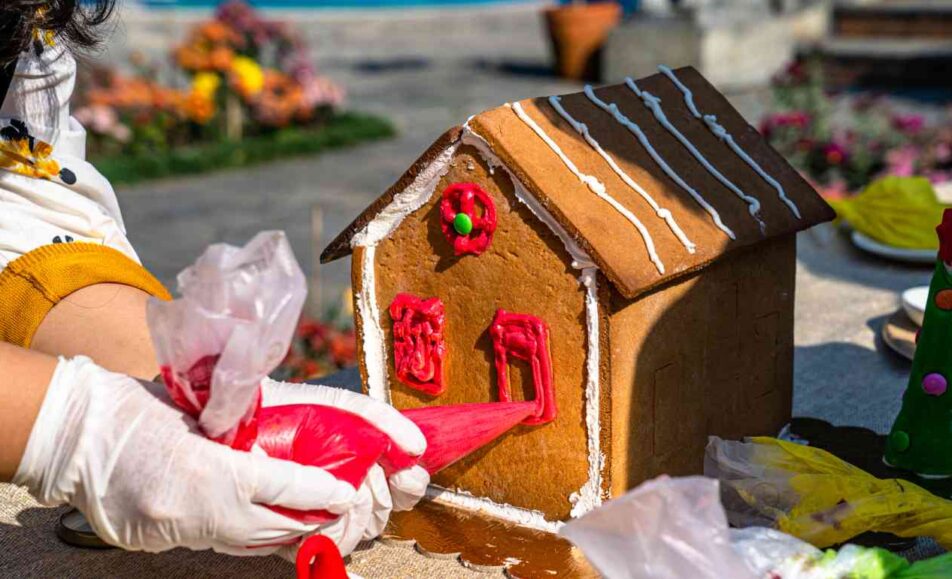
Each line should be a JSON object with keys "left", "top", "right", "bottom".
{"left": 84, "top": 0, "right": 952, "bottom": 382}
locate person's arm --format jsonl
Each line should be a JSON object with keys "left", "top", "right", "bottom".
{"left": 30, "top": 283, "right": 158, "bottom": 381}
{"left": 0, "top": 342, "right": 57, "bottom": 480}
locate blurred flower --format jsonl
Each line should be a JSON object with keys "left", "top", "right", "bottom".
{"left": 892, "top": 114, "right": 925, "bottom": 135}
{"left": 824, "top": 143, "right": 848, "bottom": 166}
{"left": 183, "top": 91, "right": 216, "bottom": 124}
{"left": 229, "top": 56, "right": 265, "bottom": 98}
{"left": 191, "top": 72, "right": 221, "bottom": 100}
{"left": 886, "top": 145, "right": 919, "bottom": 177}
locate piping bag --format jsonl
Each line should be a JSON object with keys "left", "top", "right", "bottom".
{"left": 148, "top": 232, "right": 540, "bottom": 579}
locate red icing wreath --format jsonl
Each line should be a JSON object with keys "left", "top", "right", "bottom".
{"left": 439, "top": 182, "right": 497, "bottom": 256}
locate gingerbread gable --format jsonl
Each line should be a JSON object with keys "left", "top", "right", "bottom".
{"left": 322, "top": 66, "right": 834, "bottom": 299}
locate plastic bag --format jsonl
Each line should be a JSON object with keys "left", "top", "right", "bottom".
{"left": 705, "top": 436, "right": 952, "bottom": 550}
{"left": 560, "top": 476, "right": 758, "bottom": 579}
{"left": 559, "top": 475, "right": 952, "bottom": 579}
{"left": 147, "top": 231, "right": 306, "bottom": 448}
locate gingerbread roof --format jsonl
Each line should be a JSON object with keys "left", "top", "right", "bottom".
{"left": 322, "top": 66, "right": 834, "bottom": 299}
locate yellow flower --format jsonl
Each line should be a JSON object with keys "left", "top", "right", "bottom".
{"left": 191, "top": 72, "right": 221, "bottom": 100}
{"left": 229, "top": 56, "right": 264, "bottom": 98}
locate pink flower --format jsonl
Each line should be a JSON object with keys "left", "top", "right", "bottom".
{"left": 823, "top": 142, "right": 848, "bottom": 165}
{"left": 885, "top": 145, "right": 919, "bottom": 176}
{"left": 892, "top": 114, "right": 925, "bottom": 134}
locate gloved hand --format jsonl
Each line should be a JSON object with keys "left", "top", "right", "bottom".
{"left": 13, "top": 356, "right": 361, "bottom": 556}
{"left": 259, "top": 379, "right": 430, "bottom": 549}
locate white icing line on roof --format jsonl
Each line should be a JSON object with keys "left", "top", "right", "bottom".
{"left": 625, "top": 77, "right": 765, "bottom": 233}
{"left": 549, "top": 95, "right": 696, "bottom": 256}
{"left": 657, "top": 65, "right": 802, "bottom": 219}
{"left": 509, "top": 101, "right": 665, "bottom": 274}
{"left": 583, "top": 85, "right": 737, "bottom": 240}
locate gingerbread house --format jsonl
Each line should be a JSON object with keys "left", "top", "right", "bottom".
{"left": 322, "top": 66, "right": 834, "bottom": 531}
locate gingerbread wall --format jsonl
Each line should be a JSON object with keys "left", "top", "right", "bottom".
{"left": 359, "top": 143, "right": 599, "bottom": 521}
{"left": 607, "top": 234, "right": 796, "bottom": 495}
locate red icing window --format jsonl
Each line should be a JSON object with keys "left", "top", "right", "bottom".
{"left": 490, "top": 309, "right": 556, "bottom": 425}
{"left": 389, "top": 293, "right": 447, "bottom": 396}
{"left": 439, "top": 182, "right": 497, "bottom": 256}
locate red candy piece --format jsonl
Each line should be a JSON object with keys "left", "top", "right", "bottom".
{"left": 490, "top": 309, "right": 557, "bottom": 425}
{"left": 389, "top": 293, "right": 447, "bottom": 396}
{"left": 439, "top": 182, "right": 497, "bottom": 256}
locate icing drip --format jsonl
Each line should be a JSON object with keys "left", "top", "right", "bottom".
{"left": 509, "top": 101, "right": 666, "bottom": 274}
{"left": 624, "top": 77, "right": 765, "bottom": 232}
{"left": 426, "top": 485, "right": 563, "bottom": 533}
{"left": 569, "top": 268, "right": 605, "bottom": 518}
{"left": 657, "top": 65, "right": 802, "bottom": 219}
{"left": 583, "top": 85, "right": 737, "bottom": 240}
{"left": 548, "top": 95, "right": 696, "bottom": 255}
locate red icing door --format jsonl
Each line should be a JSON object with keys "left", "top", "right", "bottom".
{"left": 389, "top": 293, "right": 447, "bottom": 396}
{"left": 490, "top": 309, "right": 556, "bottom": 425}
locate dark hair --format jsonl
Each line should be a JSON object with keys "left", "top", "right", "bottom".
{"left": 0, "top": 1, "right": 117, "bottom": 65}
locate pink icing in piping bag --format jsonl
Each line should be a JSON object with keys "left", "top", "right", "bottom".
{"left": 149, "top": 233, "right": 555, "bottom": 579}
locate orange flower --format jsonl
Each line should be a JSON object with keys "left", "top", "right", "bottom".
{"left": 183, "top": 91, "right": 216, "bottom": 124}
{"left": 209, "top": 47, "right": 235, "bottom": 72}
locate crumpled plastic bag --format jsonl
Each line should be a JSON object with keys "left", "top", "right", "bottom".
{"left": 559, "top": 474, "right": 952, "bottom": 579}
{"left": 829, "top": 176, "right": 945, "bottom": 249}
{"left": 560, "top": 476, "right": 758, "bottom": 579}
{"left": 705, "top": 436, "right": 952, "bottom": 550}
{"left": 147, "top": 230, "right": 306, "bottom": 447}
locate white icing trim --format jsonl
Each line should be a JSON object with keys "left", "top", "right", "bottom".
{"left": 351, "top": 144, "right": 460, "bottom": 247}
{"left": 583, "top": 85, "right": 737, "bottom": 240}
{"left": 354, "top": 125, "right": 606, "bottom": 528}
{"left": 548, "top": 95, "right": 696, "bottom": 256}
{"left": 624, "top": 77, "right": 765, "bottom": 232}
{"left": 356, "top": 245, "right": 389, "bottom": 403}
{"left": 426, "top": 486, "right": 564, "bottom": 533}
{"left": 510, "top": 100, "right": 665, "bottom": 274}
{"left": 657, "top": 65, "right": 802, "bottom": 219}
{"left": 569, "top": 268, "right": 605, "bottom": 518}
{"left": 351, "top": 142, "right": 460, "bottom": 403}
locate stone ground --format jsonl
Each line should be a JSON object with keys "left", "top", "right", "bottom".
{"left": 105, "top": 4, "right": 773, "bottom": 313}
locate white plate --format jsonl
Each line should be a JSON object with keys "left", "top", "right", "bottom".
{"left": 851, "top": 231, "right": 937, "bottom": 264}
{"left": 901, "top": 286, "right": 929, "bottom": 327}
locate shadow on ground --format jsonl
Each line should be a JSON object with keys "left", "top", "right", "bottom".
{"left": 0, "top": 505, "right": 288, "bottom": 578}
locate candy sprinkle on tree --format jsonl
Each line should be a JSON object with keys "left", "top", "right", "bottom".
{"left": 886, "top": 209, "right": 952, "bottom": 477}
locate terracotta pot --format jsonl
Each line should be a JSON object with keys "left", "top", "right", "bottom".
{"left": 544, "top": 2, "right": 622, "bottom": 81}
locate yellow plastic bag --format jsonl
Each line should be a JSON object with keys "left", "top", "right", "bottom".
{"left": 828, "top": 176, "right": 945, "bottom": 249}
{"left": 705, "top": 436, "right": 952, "bottom": 549}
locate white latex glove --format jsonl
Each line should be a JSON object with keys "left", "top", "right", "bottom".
{"left": 260, "top": 379, "right": 431, "bottom": 527}
{"left": 13, "top": 357, "right": 360, "bottom": 556}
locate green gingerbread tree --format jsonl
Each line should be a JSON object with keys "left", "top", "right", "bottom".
{"left": 886, "top": 209, "right": 952, "bottom": 476}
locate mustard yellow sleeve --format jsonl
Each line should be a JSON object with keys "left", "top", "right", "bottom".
{"left": 0, "top": 243, "right": 172, "bottom": 348}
